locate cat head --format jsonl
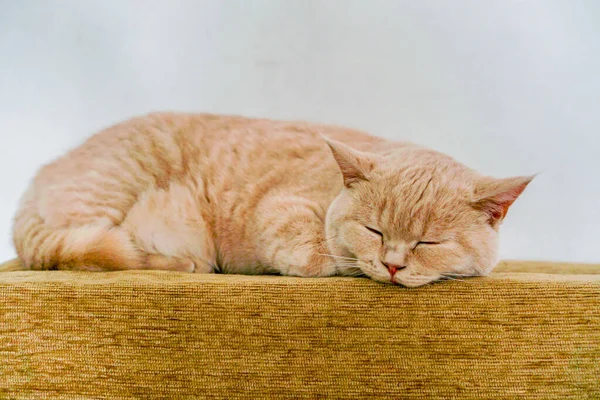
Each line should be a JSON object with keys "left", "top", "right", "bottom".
{"left": 324, "top": 138, "right": 533, "bottom": 287}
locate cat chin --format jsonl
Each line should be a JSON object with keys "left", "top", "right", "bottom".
{"left": 366, "top": 272, "right": 437, "bottom": 288}
{"left": 359, "top": 260, "right": 438, "bottom": 287}
{"left": 392, "top": 272, "right": 441, "bottom": 288}
{"left": 353, "top": 265, "right": 389, "bottom": 283}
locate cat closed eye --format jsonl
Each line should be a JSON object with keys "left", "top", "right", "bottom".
{"left": 365, "top": 226, "right": 383, "bottom": 237}
{"left": 415, "top": 241, "right": 441, "bottom": 248}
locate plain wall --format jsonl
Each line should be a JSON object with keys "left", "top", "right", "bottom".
{"left": 1, "top": 0, "right": 599, "bottom": 263}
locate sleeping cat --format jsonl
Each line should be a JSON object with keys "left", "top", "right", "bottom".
{"left": 12, "top": 113, "right": 532, "bottom": 287}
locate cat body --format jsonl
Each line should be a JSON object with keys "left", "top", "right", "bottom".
{"left": 12, "top": 113, "right": 532, "bottom": 287}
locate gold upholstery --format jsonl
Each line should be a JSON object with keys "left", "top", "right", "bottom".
{"left": 1, "top": 259, "right": 598, "bottom": 399}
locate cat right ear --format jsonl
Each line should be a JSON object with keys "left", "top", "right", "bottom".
{"left": 323, "top": 137, "right": 376, "bottom": 188}
{"left": 472, "top": 175, "right": 534, "bottom": 227}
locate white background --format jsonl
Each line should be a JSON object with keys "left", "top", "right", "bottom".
{"left": 1, "top": 0, "right": 598, "bottom": 263}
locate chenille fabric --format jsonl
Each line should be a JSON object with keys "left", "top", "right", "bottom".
{"left": 1, "top": 259, "right": 598, "bottom": 399}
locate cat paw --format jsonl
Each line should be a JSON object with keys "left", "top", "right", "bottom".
{"left": 146, "top": 254, "right": 196, "bottom": 273}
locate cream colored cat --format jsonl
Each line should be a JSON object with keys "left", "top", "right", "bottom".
{"left": 12, "top": 113, "right": 532, "bottom": 287}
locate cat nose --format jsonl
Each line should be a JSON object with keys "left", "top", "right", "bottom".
{"left": 382, "top": 261, "right": 406, "bottom": 276}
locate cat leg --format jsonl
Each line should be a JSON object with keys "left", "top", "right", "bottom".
{"left": 254, "top": 196, "right": 337, "bottom": 277}
{"left": 145, "top": 254, "right": 197, "bottom": 273}
{"left": 121, "top": 183, "right": 217, "bottom": 273}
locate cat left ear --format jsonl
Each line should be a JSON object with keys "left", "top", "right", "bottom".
{"left": 323, "top": 137, "right": 376, "bottom": 188}
{"left": 472, "top": 175, "right": 534, "bottom": 227}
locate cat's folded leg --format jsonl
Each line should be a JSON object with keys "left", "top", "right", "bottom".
{"left": 254, "top": 197, "right": 337, "bottom": 277}
{"left": 121, "top": 183, "right": 217, "bottom": 274}
{"left": 145, "top": 254, "right": 197, "bottom": 273}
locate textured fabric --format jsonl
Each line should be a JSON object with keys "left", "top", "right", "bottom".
{"left": 496, "top": 260, "right": 600, "bottom": 275}
{"left": 0, "top": 260, "right": 599, "bottom": 399}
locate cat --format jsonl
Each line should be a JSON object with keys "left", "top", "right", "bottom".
{"left": 11, "top": 113, "right": 533, "bottom": 287}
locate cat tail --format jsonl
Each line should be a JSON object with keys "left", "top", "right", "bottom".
{"left": 12, "top": 196, "right": 142, "bottom": 271}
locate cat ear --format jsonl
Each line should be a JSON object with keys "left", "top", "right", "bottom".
{"left": 323, "top": 137, "right": 376, "bottom": 188}
{"left": 473, "top": 175, "right": 534, "bottom": 226}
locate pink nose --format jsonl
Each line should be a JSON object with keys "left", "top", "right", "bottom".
{"left": 382, "top": 262, "right": 406, "bottom": 278}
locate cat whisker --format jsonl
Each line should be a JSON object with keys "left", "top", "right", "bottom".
{"left": 439, "top": 274, "right": 475, "bottom": 284}
{"left": 317, "top": 253, "right": 359, "bottom": 262}
{"left": 318, "top": 236, "right": 347, "bottom": 248}
{"left": 316, "top": 234, "right": 338, "bottom": 242}
{"left": 338, "top": 269, "right": 367, "bottom": 278}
